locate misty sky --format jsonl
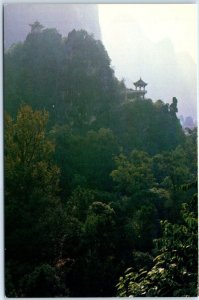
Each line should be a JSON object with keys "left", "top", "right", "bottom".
{"left": 98, "top": 4, "right": 197, "bottom": 119}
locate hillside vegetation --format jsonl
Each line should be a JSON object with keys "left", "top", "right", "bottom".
{"left": 4, "top": 25, "right": 197, "bottom": 297}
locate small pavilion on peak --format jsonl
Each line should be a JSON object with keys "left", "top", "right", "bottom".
{"left": 29, "top": 21, "right": 44, "bottom": 34}
{"left": 126, "top": 77, "right": 148, "bottom": 100}
{"left": 134, "top": 78, "right": 147, "bottom": 90}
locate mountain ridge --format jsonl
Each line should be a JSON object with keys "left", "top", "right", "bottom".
{"left": 4, "top": 3, "right": 101, "bottom": 49}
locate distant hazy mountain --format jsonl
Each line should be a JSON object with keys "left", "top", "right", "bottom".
{"left": 4, "top": 3, "right": 101, "bottom": 49}
{"left": 101, "top": 19, "right": 197, "bottom": 120}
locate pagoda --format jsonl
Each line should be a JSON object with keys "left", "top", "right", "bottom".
{"left": 29, "top": 21, "right": 44, "bottom": 34}
{"left": 127, "top": 77, "right": 148, "bottom": 99}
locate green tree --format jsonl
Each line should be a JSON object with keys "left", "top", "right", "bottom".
{"left": 111, "top": 98, "right": 184, "bottom": 154}
{"left": 50, "top": 125, "right": 85, "bottom": 196}
{"left": 52, "top": 126, "right": 120, "bottom": 195}
{"left": 82, "top": 128, "right": 120, "bottom": 190}
{"left": 81, "top": 202, "right": 118, "bottom": 296}
{"left": 4, "top": 26, "right": 64, "bottom": 124}
{"left": 111, "top": 150, "right": 155, "bottom": 196}
{"left": 5, "top": 105, "right": 66, "bottom": 296}
{"left": 152, "top": 145, "right": 196, "bottom": 220}
{"left": 116, "top": 191, "right": 198, "bottom": 297}
{"left": 22, "top": 264, "right": 67, "bottom": 297}
{"left": 131, "top": 203, "right": 158, "bottom": 250}
{"left": 66, "top": 187, "right": 95, "bottom": 222}
{"left": 169, "top": 97, "right": 178, "bottom": 115}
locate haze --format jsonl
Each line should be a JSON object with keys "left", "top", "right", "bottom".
{"left": 98, "top": 4, "right": 197, "bottom": 120}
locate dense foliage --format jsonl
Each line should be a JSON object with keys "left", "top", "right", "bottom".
{"left": 4, "top": 24, "right": 198, "bottom": 297}
{"left": 116, "top": 188, "right": 198, "bottom": 297}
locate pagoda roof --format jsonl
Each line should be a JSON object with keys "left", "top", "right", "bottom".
{"left": 134, "top": 78, "right": 147, "bottom": 87}
{"left": 29, "top": 21, "right": 44, "bottom": 30}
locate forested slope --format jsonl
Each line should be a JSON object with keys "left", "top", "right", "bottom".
{"left": 4, "top": 25, "right": 198, "bottom": 297}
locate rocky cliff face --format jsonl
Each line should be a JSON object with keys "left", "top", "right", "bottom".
{"left": 4, "top": 3, "right": 101, "bottom": 49}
